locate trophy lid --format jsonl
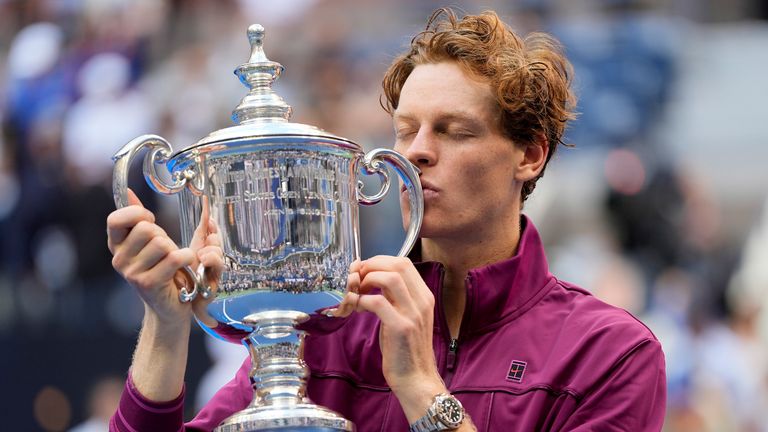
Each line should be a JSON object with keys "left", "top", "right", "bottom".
{"left": 179, "top": 24, "right": 359, "bottom": 154}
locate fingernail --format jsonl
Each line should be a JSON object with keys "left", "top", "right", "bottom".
{"left": 324, "top": 308, "right": 337, "bottom": 317}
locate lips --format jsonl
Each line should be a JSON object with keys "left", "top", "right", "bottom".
{"left": 401, "top": 179, "right": 439, "bottom": 197}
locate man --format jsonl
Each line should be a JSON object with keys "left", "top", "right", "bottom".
{"left": 107, "top": 8, "right": 666, "bottom": 431}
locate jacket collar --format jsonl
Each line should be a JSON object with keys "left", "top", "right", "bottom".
{"left": 411, "top": 215, "right": 555, "bottom": 336}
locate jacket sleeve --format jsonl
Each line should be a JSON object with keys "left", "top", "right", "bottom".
{"left": 110, "top": 358, "right": 252, "bottom": 432}
{"left": 109, "top": 373, "right": 186, "bottom": 432}
{"left": 557, "top": 338, "right": 667, "bottom": 431}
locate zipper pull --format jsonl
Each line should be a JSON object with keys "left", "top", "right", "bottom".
{"left": 447, "top": 338, "right": 458, "bottom": 371}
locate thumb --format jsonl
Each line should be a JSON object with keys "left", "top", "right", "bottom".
{"left": 126, "top": 188, "right": 144, "bottom": 208}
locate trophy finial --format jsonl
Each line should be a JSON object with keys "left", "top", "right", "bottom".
{"left": 247, "top": 24, "right": 267, "bottom": 63}
{"left": 232, "top": 24, "right": 292, "bottom": 124}
{"left": 248, "top": 23, "right": 264, "bottom": 39}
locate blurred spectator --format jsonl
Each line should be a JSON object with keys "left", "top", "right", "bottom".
{"left": 62, "top": 52, "right": 157, "bottom": 187}
{"left": 68, "top": 376, "right": 123, "bottom": 432}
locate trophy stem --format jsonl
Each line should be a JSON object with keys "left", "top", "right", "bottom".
{"left": 245, "top": 312, "right": 310, "bottom": 407}
{"left": 213, "top": 311, "right": 353, "bottom": 431}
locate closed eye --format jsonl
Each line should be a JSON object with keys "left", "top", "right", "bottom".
{"left": 437, "top": 126, "right": 477, "bottom": 141}
{"left": 395, "top": 129, "right": 416, "bottom": 140}
{"left": 448, "top": 130, "right": 476, "bottom": 139}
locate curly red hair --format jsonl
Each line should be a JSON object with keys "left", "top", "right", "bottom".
{"left": 382, "top": 8, "right": 577, "bottom": 201}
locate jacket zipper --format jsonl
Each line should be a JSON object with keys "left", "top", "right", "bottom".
{"left": 439, "top": 270, "right": 469, "bottom": 388}
{"left": 443, "top": 335, "right": 459, "bottom": 389}
{"left": 447, "top": 338, "right": 459, "bottom": 371}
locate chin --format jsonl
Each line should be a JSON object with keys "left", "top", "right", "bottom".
{"left": 410, "top": 219, "right": 450, "bottom": 240}
{"left": 400, "top": 208, "right": 455, "bottom": 240}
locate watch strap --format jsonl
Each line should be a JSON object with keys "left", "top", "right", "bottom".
{"left": 409, "top": 407, "right": 443, "bottom": 432}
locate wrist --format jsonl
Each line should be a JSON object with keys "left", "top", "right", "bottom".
{"left": 393, "top": 376, "right": 448, "bottom": 423}
{"left": 143, "top": 305, "right": 191, "bottom": 337}
{"left": 131, "top": 309, "right": 191, "bottom": 402}
{"left": 139, "top": 309, "right": 191, "bottom": 356}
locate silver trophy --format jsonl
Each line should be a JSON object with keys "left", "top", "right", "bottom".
{"left": 112, "top": 25, "right": 423, "bottom": 431}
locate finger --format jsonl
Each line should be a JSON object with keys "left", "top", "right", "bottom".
{"left": 359, "top": 256, "right": 422, "bottom": 287}
{"left": 347, "top": 267, "right": 360, "bottom": 294}
{"left": 329, "top": 292, "right": 360, "bottom": 318}
{"left": 106, "top": 206, "right": 157, "bottom": 251}
{"left": 205, "top": 230, "right": 222, "bottom": 248}
{"left": 208, "top": 217, "right": 219, "bottom": 234}
{"left": 329, "top": 267, "right": 362, "bottom": 317}
{"left": 108, "top": 188, "right": 149, "bottom": 250}
{"left": 191, "top": 238, "right": 220, "bottom": 327}
{"left": 150, "top": 248, "right": 197, "bottom": 285}
{"left": 116, "top": 221, "right": 169, "bottom": 264}
{"left": 200, "top": 196, "right": 210, "bottom": 230}
{"left": 126, "top": 235, "right": 178, "bottom": 274}
{"left": 123, "top": 247, "right": 195, "bottom": 294}
{"left": 198, "top": 246, "right": 224, "bottom": 281}
{"left": 126, "top": 188, "right": 143, "bottom": 207}
{"left": 198, "top": 246, "right": 223, "bottom": 268}
{"left": 358, "top": 271, "right": 414, "bottom": 310}
{"left": 355, "top": 294, "right": 401, "bottom": 325}
{"left": 360, "top": 255, "right": 431, "bottom": 305}
{"left": 349, "top": 259, "right": 362, "bottom": 273}
{"left": 190, "top": 196, "right": 211, "bottom": 250}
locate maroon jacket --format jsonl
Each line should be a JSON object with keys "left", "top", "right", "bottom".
{"left": 112, "top": 217, "right": 666, "bottom": 431}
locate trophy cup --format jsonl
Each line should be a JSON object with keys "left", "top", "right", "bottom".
{"left": 112, "top": 24, "right": 423, "bottom": 431}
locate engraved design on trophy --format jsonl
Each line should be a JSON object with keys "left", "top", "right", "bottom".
{"left": 112, "top": 24, "right": 424, "bottom": 431}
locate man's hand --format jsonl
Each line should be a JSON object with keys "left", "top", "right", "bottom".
{"left": 107, "top": 189, "right": 195, "bottom": 325}
{"left": 106, "top": 188, "right": 224, "bottom": 402}
{"left": 107, "top": 189, "right": 223, "bottom": 324}
{"left": 332, "top": 256, "right": 448, "bottom": 423}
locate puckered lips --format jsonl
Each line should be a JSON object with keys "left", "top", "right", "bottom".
{"left": 401, "top": 178, "right": 439, "bottom": 201}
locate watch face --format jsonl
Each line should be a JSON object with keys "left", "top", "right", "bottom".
{"left": 436, "top": 396, "right": 464, "bottom": 428}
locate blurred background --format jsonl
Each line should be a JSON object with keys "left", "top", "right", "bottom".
{"left": 1, "top": 0, "right": 767, "bottom": 430}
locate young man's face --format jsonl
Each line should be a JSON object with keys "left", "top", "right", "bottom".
{"left": 393, "top": 62, "right": 526, "bottom": 241}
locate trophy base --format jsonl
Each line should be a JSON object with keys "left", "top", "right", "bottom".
{"left": 214, "top": 402, "right": 354, "bottom": 432}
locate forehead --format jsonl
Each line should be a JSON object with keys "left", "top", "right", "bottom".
{"left": 394, "top": 62, "right": 498, "bottom": 123}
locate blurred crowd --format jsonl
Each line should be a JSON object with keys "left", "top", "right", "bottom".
{"left": 1, "top": 0, "right": 767, "bottom": 431}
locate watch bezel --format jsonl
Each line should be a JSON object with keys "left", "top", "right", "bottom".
{"left": 434, "top": 394, "right": 464, "bottom": 429}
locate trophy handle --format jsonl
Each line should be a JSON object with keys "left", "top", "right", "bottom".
{"left": 112, "top": 134, "right": 211, "bottom": 303}
{"left": 358, "top": 149, "right": 424, "bottom": 257}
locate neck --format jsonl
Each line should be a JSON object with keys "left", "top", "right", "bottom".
{"left": 420, "top": 215, "right": 522, "bottom": 338}
{"left": 421, "top": 215, "right": 522, "bottom": 275}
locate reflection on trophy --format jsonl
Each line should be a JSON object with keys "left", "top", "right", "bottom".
{"left": 111, "top": 24, "right": 423, "bottom": 431}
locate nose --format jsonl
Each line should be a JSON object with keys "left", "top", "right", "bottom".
{"left": 404, "top": 128, "right": 437, "bottom": 168}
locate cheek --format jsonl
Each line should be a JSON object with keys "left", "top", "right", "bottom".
{"left": 461, "top": 158, "right": 505, "bottom": 186}
{"left": 459, "top": 159, "right": 516, "bottom": 201}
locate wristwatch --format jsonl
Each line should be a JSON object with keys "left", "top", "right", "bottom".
{"left": 409, "top": 393, "right": 465, "bottom": 431}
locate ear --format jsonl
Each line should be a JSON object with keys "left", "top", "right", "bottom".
{"left": 514, "top": 133, "right": 549, "bottom": 182}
